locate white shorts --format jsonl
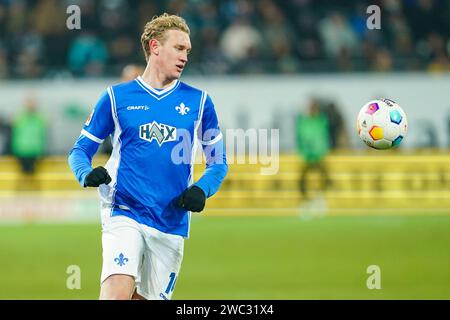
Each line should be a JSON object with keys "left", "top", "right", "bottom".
{"left": 100, "top": 214, "right": 184, "bottom": 300}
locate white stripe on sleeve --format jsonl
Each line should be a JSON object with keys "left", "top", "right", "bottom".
{"left": 81, "top": 129, "right": 104, "bottom": 144}
{"left": 201, "top": 132, "right": 223, "bottom": 146}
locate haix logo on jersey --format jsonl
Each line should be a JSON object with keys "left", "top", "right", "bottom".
{"left": 139, "top": 121, "right": 177, "bottom": 146}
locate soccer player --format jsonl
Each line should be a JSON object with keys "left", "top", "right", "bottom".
{"left": 68, "top": 13, "right": 228, "bottom": 300}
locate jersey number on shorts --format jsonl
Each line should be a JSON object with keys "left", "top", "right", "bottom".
{"left": 165, "top": 272, "right": 177, "bottom": 294}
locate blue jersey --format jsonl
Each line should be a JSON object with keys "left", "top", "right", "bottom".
{"left": 68, "top": 76, "right": 228, "bottom": 237}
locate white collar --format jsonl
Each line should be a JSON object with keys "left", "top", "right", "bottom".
{"left": 136, "top": 76, "right": 179, "bottom": 96}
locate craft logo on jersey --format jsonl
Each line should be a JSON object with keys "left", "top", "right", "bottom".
{"left": 127, "top": 105, "right": 149, "bottom": 111}
{"left": 139, "top": 121, "right": 177, "bottom": 146}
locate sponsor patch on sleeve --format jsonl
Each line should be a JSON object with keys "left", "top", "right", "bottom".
{"left": 85, "top": 109, "right": 94, "bottom": 126}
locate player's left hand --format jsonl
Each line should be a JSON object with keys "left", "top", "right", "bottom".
{"left": 176, "top": 186, "right": 206, "bottom": 212}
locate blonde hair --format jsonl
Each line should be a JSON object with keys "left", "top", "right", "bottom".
{"left": 140, "top": 13, "right": 190, "bottom": 61}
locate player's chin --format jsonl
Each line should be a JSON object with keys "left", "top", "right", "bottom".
{"left": 175, "top": 68, "right": 184, "bottom": 77}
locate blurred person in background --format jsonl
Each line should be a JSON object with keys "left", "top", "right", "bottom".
{"left": 0, "top": 45, "right": 8, "bottom": 79}
{"left": 219, "top": 15, "right": 263, "bottom": 73}
{"left": 120, "top": 64, "right": 144, "bottom": 82}
{"left": 67, "top": 30, "right": 109, "bottom": 77}
{"left": 296, "top": 99, "right": 331, "bottom": 199}
{"left": 371, "top": 48, "right": 394, "bottom": 72}
{"left": 0, "top": 116, "right": 12, "bottom": 155}
{"left": 318, "top": 11, "right": 359, "bottom": 70}
{"left": 31, "top": 0, "right": 67, "bottom": 72}
{"left": 321, "top": 101, "right": 348, "bottom": 149}
{"left": 11, "top": 95, "right": 47, "bottom": 190}
{"left": 257, "top": 0, "right": 299, "bottom": 73}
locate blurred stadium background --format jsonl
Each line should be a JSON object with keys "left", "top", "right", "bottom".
{"left": 0, "top": 0, "right": 450, "bottom": 299}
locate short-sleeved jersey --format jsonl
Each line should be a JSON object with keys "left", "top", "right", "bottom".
{"left": 78, "top": 76, "right": 224, "bottom": 237}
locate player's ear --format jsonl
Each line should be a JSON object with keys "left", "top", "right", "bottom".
{"left": 149, "top": 39, "right": 159, "bottom": 55}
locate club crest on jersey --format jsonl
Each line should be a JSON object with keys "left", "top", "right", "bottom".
{"left": 175, "top": 103, "right": 190, "bottom": 115}
{"left": 139, "top": 121, "right": 177, "bottom": 146}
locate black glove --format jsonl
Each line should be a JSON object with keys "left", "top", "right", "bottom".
{"left": 84, "top": 166, "right": 112, "bottom": 187}
{"left": 177, "top": 186, "right": 206, "bottom": 212}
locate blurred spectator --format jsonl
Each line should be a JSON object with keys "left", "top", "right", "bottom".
{"left": 219, "top": 16, "right": 263, "bottom": 70}
{"left": 428, "top": 53, "right": 450, "bottom": 72}
{"left": 0, "top": 3, "right": 6, "bottom": 37}
{"left": 0, "top": 44, "right": 7, "bottom": 78}
{"left": 258, "top": 0, "right": 299, "bottom": 73}
{"left": 406, "top": 0, "right": 445, "bottom": 42}
{"left": 386, "top": 12, "right": 414, "bottom": 58}
{"left": 321, "top": 101, "right": 347, "bottom": 149}
{"left": 0, "top": 0, "right": 448, "bottom": 77}
{"left": 67, "top": 31, "right": 108, "bottom": 77}
{"left": 15, "top": 32, "right": 45, "bottom": 78}
{"left": 11, "top": 96, "right": 47, "bottom": 178}
{"left": 448, "top": 113, "right": 450, "bottom": 148}
{"left": 0, "top": 116, "right": 12, "bottom": 155}
{"left": 120, "top": 64, "right": 144, "bottom": 82}
{"left": 426, "top": 33, "right": 450, "bottom": 72}
{"left": 31, "top": 0, "right": 68, "bottom": 70}
{"left": 415, "top": 119, "right": 439, "bottom": 148}
{"left": 137, "top": 2, "right": 158, "bottom": 32}
{"left": 371, "top": 48, "right": 394, "bottom": 72}
{"left": 32, "top": 0, "right": 66, "bottom": 35}
{"left": 6, "top": 0, "right": 27, "bottom": 34}
{"left": 198, "top": 25, "right": 229, "bottom": 74}
{"left": 318, "top": 11, "right": 359, "bottom": 60}
{"left": 296, "top": 99, "right": 331, "bottom": 198}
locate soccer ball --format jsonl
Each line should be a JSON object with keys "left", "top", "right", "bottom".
{"left": 356, "top": 98, "right": 407, "bottom": 150}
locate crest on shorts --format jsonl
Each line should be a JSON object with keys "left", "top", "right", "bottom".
{"left": 114, "top": 253, "right": 128, "bottom": 266}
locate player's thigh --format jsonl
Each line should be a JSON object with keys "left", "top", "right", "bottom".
{"left": 100, "top": 274, "right": 135, "bottom": 300}
{"left": 100, "top": 216, "right": 145, "bottom": 290}
{"left": 137, "top": 229, "right": 184, "bottom": 300}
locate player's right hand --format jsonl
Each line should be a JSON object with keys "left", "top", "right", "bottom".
{"left": 176, "top": 185, "right": 206, "bottom": 212}
{"left": 84, "top": 166, "right": 112, "bottom": 187}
